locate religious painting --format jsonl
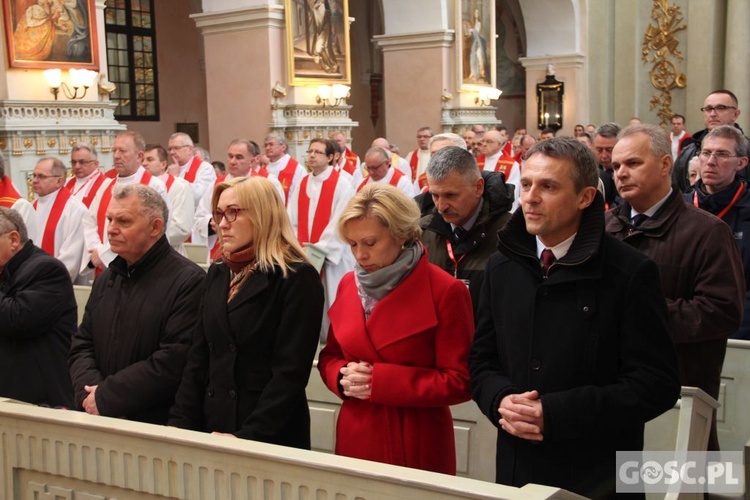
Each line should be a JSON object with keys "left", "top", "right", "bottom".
{"left": 3, "top": 0, "right": 99, "bottom": 69}
{"left": 285, "top": 0, "right": 351, "bottom": 86}
{"left": 457, "top": 0, "right": 496, "bottom": 90}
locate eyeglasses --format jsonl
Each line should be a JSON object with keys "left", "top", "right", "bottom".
{"left": 700, "top": 105, "right": 737, "bottom": 114}
{"left": 365, "top": 160, "right": 389, "bottom": 171}
{"left": 168, "top": 145, "right": 191, "bottom": 151}
{"left": 31, "top": 173, "right": 62, "bottom": 180}
{"left": 212, "top": 207, "right": 247, "bottom": 224}
{"left": 71, "top": 159, "right": 94, "bottom": 165}
{"left": 307, "top": 149, "right": 327, "bottom": 156}
{"left": 416, "top": 134, "right": 432, "bottom": 139}
{"left": 698, "top": 150, "right": 741, "bottom": 162}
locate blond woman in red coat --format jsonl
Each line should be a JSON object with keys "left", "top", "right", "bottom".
{"left": 318, "top": 183, "right": 473, "bottom": 474}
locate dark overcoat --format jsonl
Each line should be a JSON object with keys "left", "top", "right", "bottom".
{"left": 169, "top": 261, "right": 323, "bottom": 449}
{"left": 470, "top": 194, "right": 681, "bottom": 498}
{"left": 0, "top": 240, "right": 75, "bottom": 407}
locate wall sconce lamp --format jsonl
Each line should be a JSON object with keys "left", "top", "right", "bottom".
{"left": 536, "top": 64, "right": 564, "bottom": 130}
{"left": 317, "top": 84, "right": 350, "bottom": 107}
{"left": 475, "top": 87, "right": 502, "bottom": 106}
{"left": 43, "top": 68, "right": 99, "bottom": 100}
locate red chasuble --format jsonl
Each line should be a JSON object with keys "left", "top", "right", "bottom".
{"left": 408, "top": 149, "right": 420, "bottom": 179}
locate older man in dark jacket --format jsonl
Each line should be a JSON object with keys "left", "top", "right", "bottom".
{"left": 69, "top": 184, "right": 205, "bottom": 424}
{"left": 0, "top": 207, "right": 75, "bottom": 408}
{"left": 420, "top": 146, "right": 512, "bottom": 317}
{"left": 471, "top": 137, "right": 680, "bottom": 498}
{"left": 606, "top": 124, "right": 745, "bottom": 452}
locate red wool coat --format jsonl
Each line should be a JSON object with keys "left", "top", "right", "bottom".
{"left": 318, "top": 253, "right": 473, "bottom": 474}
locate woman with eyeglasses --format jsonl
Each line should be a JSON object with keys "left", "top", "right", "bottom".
{"left": 318, "top": 183, "right": 474, "bottom": 474}
{"left": 169, "top": 176, "right": 324, "bottom": 449}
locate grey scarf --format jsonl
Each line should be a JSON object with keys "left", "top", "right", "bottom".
{"left": 355, "top": 242, "right": 422, "bottom": 317}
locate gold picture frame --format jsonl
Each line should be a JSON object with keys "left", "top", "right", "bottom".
{"left": 456, "top": 0, "right": 496, "bottom": 91}
{"left": 3, "top": 0, "right": 99, "bottom": 69}
{"left": 285, "top": 0, "right": 351, "bottom": 86}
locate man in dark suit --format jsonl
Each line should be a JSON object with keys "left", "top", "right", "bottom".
{"left": 69, "top": 184, "right": 205, "bottom": 424}
{"left": 0, "top": 207, "right": 76, "bottom": 408}
{"left": 470, "top": 137, "right": 680, "bottom": 498}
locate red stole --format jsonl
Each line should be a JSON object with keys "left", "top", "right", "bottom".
{"left": 357, "top": 168, "right": 403, "bottom": 192}
{"left": 0, "top": 176, "right": 23, "bottom": 208}
{"left": 344, "top": 147, "right": 358, "bottom": 166}
{"left": 297, "top": 169, "right": 340, "bottom": 244}
{"left": 80, "top": 172, "right": 107, "bottom": 208}
{"left": 104, "top": 169, "right": 118, "bottom": 179}
{"left": 165, "top": 173, "right": 175, "bottom": 192}
{"left": 252, "top": 167, "right": 269, "bottom": 178}
{"left": 493, "top": 160, "right": 516, "bottom": 177}
{"left": 183, "top": 156, "right": 203, "bottom": 183}
{"left": 33, "top": 188, "right": 71, "bottom": 256}
{"left": 277, "top": 157, "right": 299, "bottom": 203}
{"left": 417, "top": 172, "right": 428, "bottom": 190}
{"left": 475, "top": 155, "right": 486, "bottom": 170}
{"left": 97, "top": 171, "right": 153, "bottom": 240}
{"left": 408, "top": 149, "right": 420, "bottom": 180}
{"left": 342, "top": 159, "right": 356, "bottom": 175}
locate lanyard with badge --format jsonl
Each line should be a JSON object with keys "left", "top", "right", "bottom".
{"left": 445, "top": 240, "right": 471, "bottom": 288}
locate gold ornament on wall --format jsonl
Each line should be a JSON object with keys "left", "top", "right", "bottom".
{"left": 642, "top": 0, "right": 687, "bottom": 126}
{"left": 23, "top": 138, "right": 33, "bottom": 149}
{"left": 0, "top": 139, "right": 6, "bottom": 150}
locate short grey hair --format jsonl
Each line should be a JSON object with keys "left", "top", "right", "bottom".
{"left": 39, "top": 157, "right": 66, "bottom": 177}
{"left": 526, "top": 136, "right": 599, "bottom": 192}
{"left": 194, "top": 146, "right": 210, "bottom": 162}
{"left": 364, "top": 146, "right": 389, "bottom": 163}
{"left": 0, "top": 207, "right": 28, "bottom": 243}
{"left": 429, "top": 133, "right": 466, "bottom": 150}
{"left": 703, "top": 125, "right": 749, "bottom": 158}
{"left": 169, "top": 132, "right": 194, "bottom": 147}
{"left": 72, "top": 143, "right": 98, "bottom": 159}
{"left": 595, "top": 122, "right": 622, "bottom": 139}
{"left": 619, "top": 124, "right": 672, "bottom": 159}
{"left": 265, "top": 132, "right": 288, "bottom": 150}
{"left": 112, "top": 184, "right": 168, "bottom": 236}
{"left": 426, "top": 146, "right": 480, "bottom": 183}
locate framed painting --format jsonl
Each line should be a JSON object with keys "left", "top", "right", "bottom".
{"left": 3, "top": 0, "right": 99, "bottom": 69}
{"left": 456, "top": 0, "right": 496, "bottom": 91}
{"left": 285, "top": 0, "right": 350, "bottom": 86}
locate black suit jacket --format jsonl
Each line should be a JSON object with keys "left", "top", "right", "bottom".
{"left": 169, "top": 261, "right": 324, "bottom": 449}
{"left": 0, "top": 240, "right": 76, "bottom": 407}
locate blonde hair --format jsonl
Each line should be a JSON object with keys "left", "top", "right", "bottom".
{"left": 337, "top": 183, "right": 422, "bottom": 243}
{"left": 212, "top": 176, "right": 307, "bottom": 276}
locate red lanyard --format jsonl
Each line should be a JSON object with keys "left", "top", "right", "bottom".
{"left": 445, "top": 240, "right": 466, "bottom": 278}
{"left": 693, "top": 182, "right": 745, "bottom": 220}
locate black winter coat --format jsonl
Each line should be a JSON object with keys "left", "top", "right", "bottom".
{"left": 0, "top": 240, "right": 75, "bottom": 407}
{"left": 68, "top": 236, "right": 205, "bottom": 424}
{"left": 169, "top": 261, "right": 323, "bottom": 449}
{"left": 470, "top": 194, "right": 680, "bottom": 499}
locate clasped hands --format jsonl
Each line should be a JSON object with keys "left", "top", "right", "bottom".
{"left": 340, "top": 361, "right": 372, "bottom": 399}
{"left": 498, "top": 390, "right": 544, "bottom": 441}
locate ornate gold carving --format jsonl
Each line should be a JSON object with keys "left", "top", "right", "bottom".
{"left": 91, "top": 137, "right": 99, "bottom": 146}
{"left": 48, "top": 137, "right": 57, "bottom": 148}
{"left": 23, "top": 138, "right": 33, "bottom": 149}
{"left": 0, "top": 139, "right": 6, "bottom": 150}
{"left": 642, "top": 0, "right": 687, "bottom": 126}
{"left": 70, "top": 137, "right": 78, "bottom": 146}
